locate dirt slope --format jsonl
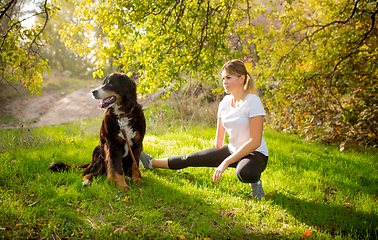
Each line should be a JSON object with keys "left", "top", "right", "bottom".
{"left": 2, "top": 86, "right": 164, "bottom": 129}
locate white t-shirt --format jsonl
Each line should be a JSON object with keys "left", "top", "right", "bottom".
{"left": 217, "top": 93, "right": 269, "bottom": 156}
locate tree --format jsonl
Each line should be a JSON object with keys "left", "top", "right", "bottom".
{"left": 252, "top": 0, "right": 378, "bottom": 146}
{"left": 0, "top": 0, "right": 59, "bottom": 96}
{"left": 61, "top": 0, "right": 377, "bottom": 146}
{"left": 60, "top": 0, "right": 269, "bottom": 95}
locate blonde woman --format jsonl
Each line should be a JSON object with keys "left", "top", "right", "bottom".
{"left": 141, "top": 59, "right": 268, "bottom": 199}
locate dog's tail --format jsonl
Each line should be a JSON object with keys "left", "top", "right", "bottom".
{"left": 48, "top": 162, "right": 90, "bottom": 172}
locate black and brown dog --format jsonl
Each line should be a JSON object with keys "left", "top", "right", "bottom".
{"left": 49, "top": 72, "right": 146, "bottom": 190}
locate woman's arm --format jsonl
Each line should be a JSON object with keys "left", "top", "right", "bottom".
{"left": 212, "top": 115, "right": 264, "bottom": 183}
{"left": 215, "top": 117, "right": 226, "bottom": 149}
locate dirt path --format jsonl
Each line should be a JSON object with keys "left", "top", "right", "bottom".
{"left": 2, "top": 86, "right": 164, "bottom": 129}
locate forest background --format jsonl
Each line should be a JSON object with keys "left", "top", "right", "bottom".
{"left": 1, "top": 0, "right": 377, "bottom": 148}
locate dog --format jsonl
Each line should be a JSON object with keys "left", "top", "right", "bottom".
{"left": 49, "top": 72, "right": 146, "bottom": 190}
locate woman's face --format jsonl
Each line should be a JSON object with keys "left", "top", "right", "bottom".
{"left": 221, "top": 70, "right": 244, "bottom": 94}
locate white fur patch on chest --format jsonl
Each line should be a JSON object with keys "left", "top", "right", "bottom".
{"left": 117, "top": 117, "right": 136, "bottom": 157}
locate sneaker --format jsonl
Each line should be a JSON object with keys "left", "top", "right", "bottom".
{"left": 249, "top": 180, "right": 265, "bottom": 199}
{"left": 140, "top": 152, "right": 153, "bottom": 170}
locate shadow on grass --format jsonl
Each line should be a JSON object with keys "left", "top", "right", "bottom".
{"left": 136, "top": 170, "right": 270, "bottom": 240}
{"left": 0, "top": 165, "right": 279, "bottom": 239}
{"left": 269, "top": 192, "right": 377, "bottom": 239}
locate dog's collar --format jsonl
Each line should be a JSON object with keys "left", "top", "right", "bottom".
{"left": 117, "top": 107, "right": 135, "bottom": 119}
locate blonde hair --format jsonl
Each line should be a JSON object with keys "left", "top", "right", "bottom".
{"left": 221, "top": 59, "right": 257, "bottom": 99}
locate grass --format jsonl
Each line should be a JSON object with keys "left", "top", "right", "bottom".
{"left": 0, "top": 107, "right": 377, "bottom": 239}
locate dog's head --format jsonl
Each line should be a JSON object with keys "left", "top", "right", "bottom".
{"left": 92, "top": 72, "right": 137, "bottom": 111}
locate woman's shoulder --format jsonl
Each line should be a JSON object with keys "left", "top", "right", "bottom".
{"left": 243, "top": 93, "right": 265, "bottom": 116}
{"left": 245, "top": 93, "right": 262, "bottom": 103}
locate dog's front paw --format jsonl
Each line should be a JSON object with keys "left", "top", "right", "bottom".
{"left": 82, "top": 180, "right": 91, "bottom": 186}
{"left": 132, "top": 176, "right": 141, "bottom": 185}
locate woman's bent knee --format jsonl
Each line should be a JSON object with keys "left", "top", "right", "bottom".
{"left": 236, "top": 168, "right": 261, "bottom": 183}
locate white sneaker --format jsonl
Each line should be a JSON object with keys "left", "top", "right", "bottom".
{"left": 249, "top": 180, "right": 265, "bottom": 199}
{"left": 140, "top": 152, "right": 153, "bottom": 170}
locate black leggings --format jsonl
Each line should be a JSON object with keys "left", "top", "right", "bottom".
{"left": 167, "top": 145, "right": 268, "bottom": 183}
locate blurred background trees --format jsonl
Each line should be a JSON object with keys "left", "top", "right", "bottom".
{"left": 37, "top": 0, "right": 93, "bottom": 79}
{"left": 0, "top": 0, "right": 94, "bottom": 98}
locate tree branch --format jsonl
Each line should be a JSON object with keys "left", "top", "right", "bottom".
{"left": 278, "top": 0, "right": 362, "bottom": 66}
{"left": 28, "top": 0, "right": 49, "bottom": 50}
{"left": 0, "top": 0, "right": 17, "bottom": 20}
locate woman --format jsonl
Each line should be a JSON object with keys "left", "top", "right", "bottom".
{"left": 141, "top": 59, "right": 268, "bottom": 199}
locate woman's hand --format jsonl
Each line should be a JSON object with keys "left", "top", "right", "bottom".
{"left": 212, "top": 160, "right": 230, "bottom": 183}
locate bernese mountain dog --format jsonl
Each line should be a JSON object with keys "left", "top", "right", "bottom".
{"left": 49, "top": 72, "right": 146, "bottom": 190}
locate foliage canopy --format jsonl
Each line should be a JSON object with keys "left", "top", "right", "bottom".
{"left": 60, "top": 0, "right": 262, "bottom": 94}
{"left": 0, "top": 0, "right": 59, "bottom": 96}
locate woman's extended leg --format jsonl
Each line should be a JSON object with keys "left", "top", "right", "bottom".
{"left": 141, "top": 146, "right": 232, "bottom": 170}
{"left": 152, "top": 157, "right": 169, "bottom": 169}
{"left": 166, "top": 145, "right": 232, "bottom": 169}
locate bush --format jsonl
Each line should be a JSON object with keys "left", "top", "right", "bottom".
{"left": 144, "top": 82, "right": 222, "bottom": 135}
{"left": 253, "top": 0, "right": 378, "bottom": 148}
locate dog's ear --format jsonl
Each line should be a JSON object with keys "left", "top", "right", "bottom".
{"left": 120, "top": 74, "right": 137, "bottom": 92}
{"left": 103, "top": 74, "right": 111, "bottom": 85}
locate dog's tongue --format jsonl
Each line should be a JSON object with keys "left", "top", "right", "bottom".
{"left": 97, "top": 100, "right": 104, "bottom": 109}
{"left": 97, "top": 96, "right": 114, "bottom": 109}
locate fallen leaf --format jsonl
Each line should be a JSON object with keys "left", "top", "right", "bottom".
{"left": 122, "top": 196, "right": 130, "bottom": 202}
{"left": 301, "top": 229, "right": 311, "bottom": 239}
{"left": 166, "top": 221, "right": 173, "bottom": 224}
{"left": 177, "top": 235, "right": 185, "bottom": 239}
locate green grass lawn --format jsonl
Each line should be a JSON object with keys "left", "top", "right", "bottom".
{"left": 0, "top": 117, "right": 377, "bottom": 239}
